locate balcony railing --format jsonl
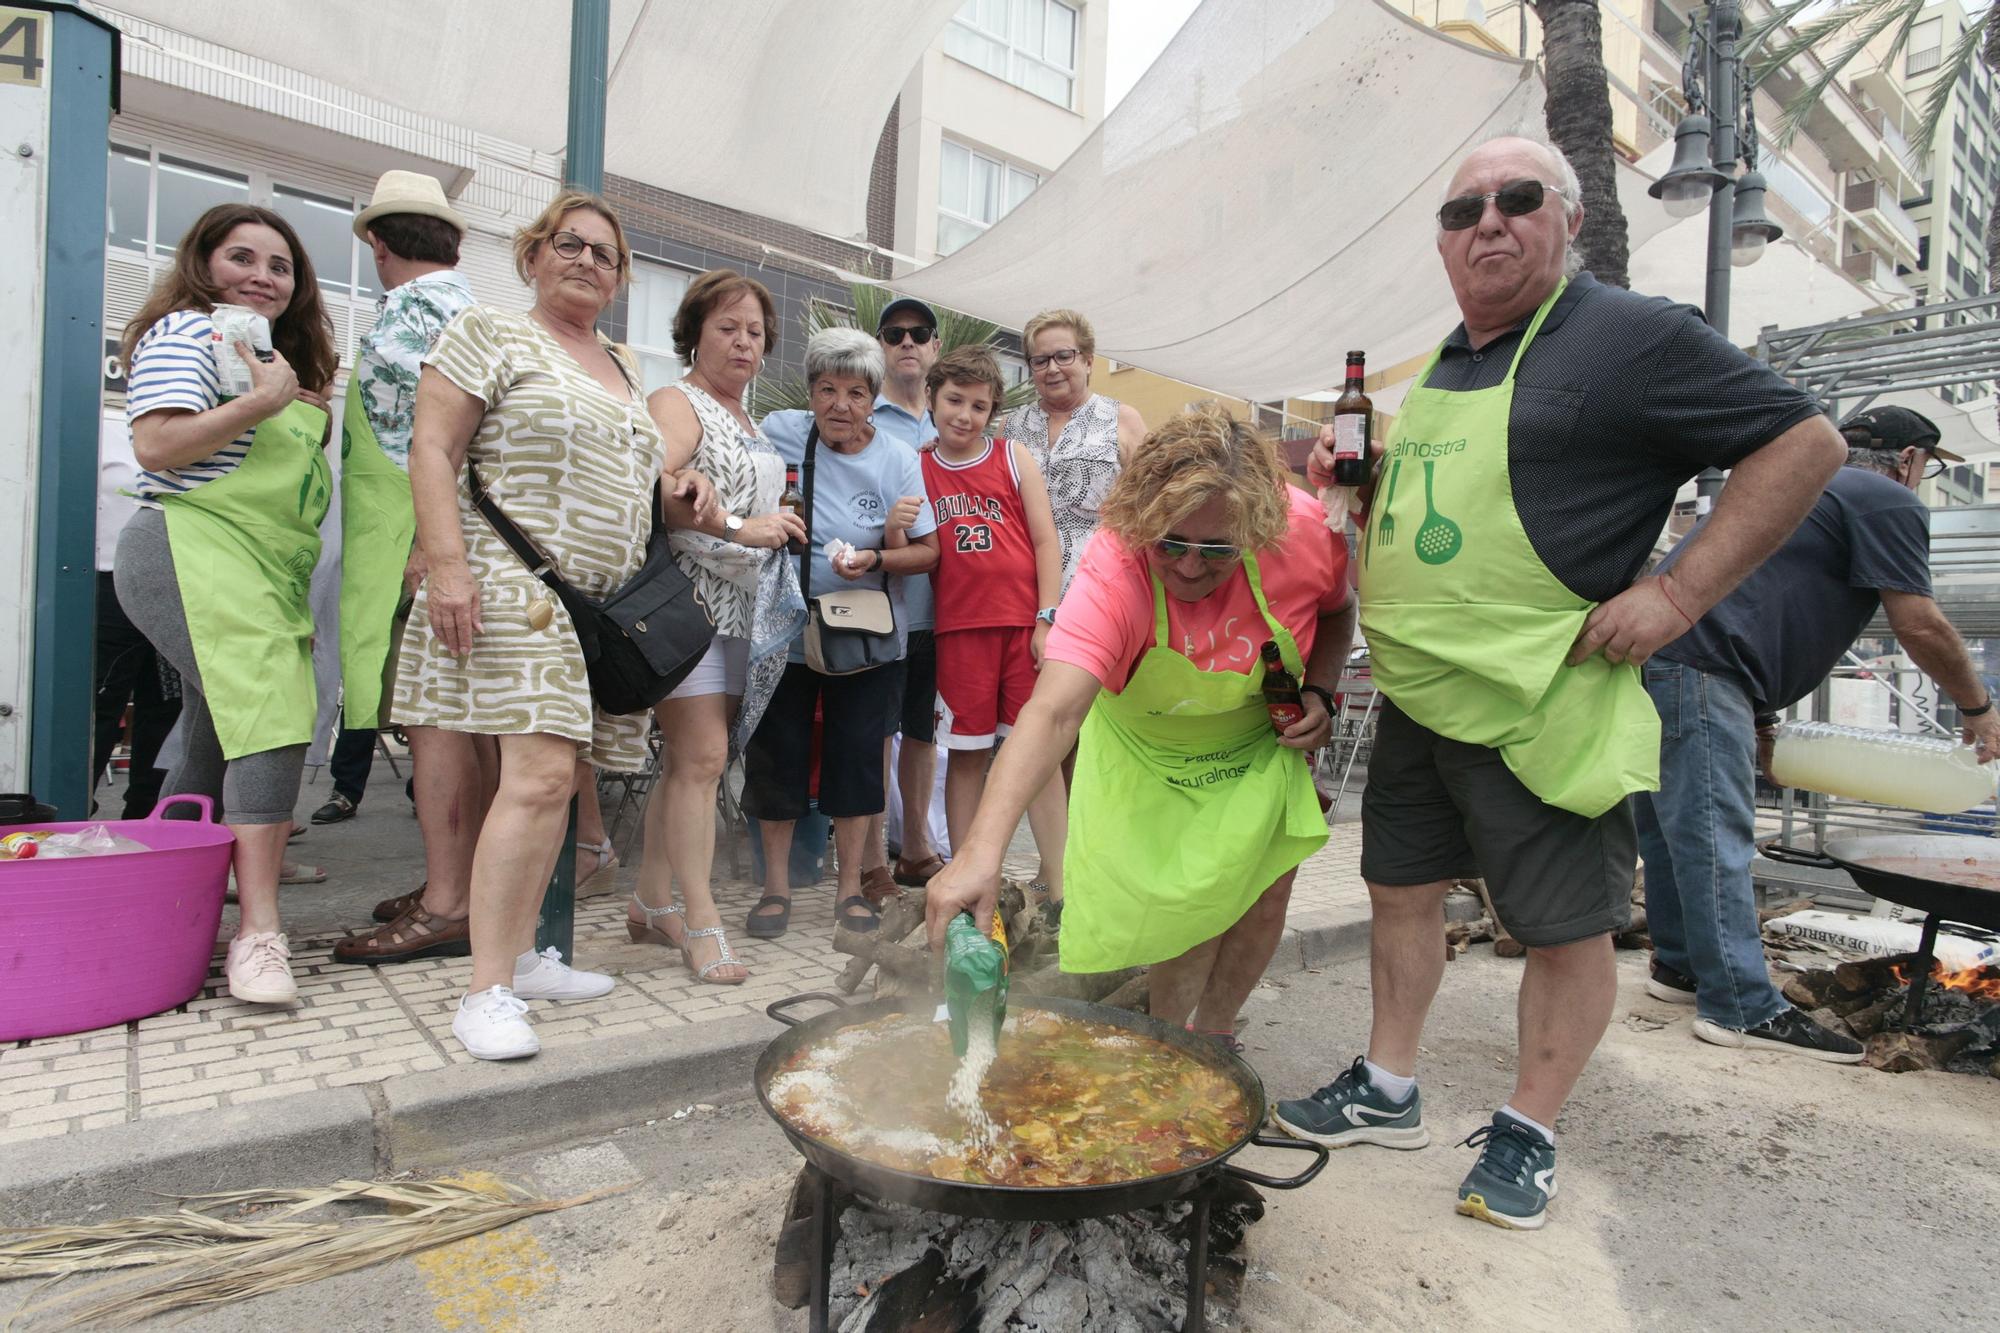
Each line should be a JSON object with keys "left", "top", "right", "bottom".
{"left": 1840, "top": 248, "right": 1915, "bottom": 298}
{"left": 1907, "top": 46, "right": 1943, "bottom": 77}
{"left": 1845, "top": 178, "right": 1924, "bottom": 254}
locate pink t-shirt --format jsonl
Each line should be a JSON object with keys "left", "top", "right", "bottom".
{"left": 1045, "top": 485, "right": 1351, "bottom": 693}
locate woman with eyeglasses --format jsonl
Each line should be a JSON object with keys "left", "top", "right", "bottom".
{"left": 1000, "top": 308, "right": 1146, "bottom": 600}
{"left": 397, "top": 192, "right": 698, "bottom": 1060}
{"left": 923, "top": 403, "right": 1357, "bottom": 1052}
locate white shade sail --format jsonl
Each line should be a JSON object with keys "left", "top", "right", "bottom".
{"left": 92, "top": 0, "right": 964, "bottom": 241}
{"left": 900, "top": 0, "right": 1574, "bottom": 401}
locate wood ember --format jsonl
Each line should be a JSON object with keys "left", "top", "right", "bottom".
{"left": 1778, "top": 953, "right": 2000, "bottom": 1077}
{"left": 1865, "top": 1029, "right": 1978, "bottom": 1073}
{"left": 818, "top": 1183, "right": 1260, "bottom": 1331}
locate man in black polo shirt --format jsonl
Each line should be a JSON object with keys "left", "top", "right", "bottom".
{"left": 1638, "top": 406, "right": 1999, "bottom": 1062}
{"left": 1277, "top": 135, "right": 1846, "bottom": 1231}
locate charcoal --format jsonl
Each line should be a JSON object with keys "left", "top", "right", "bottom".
{"left": 1865, "top": 1029, "right": 1977, "bottom": 1073}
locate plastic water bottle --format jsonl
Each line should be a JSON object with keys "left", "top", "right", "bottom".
{"left": 1768, "top": 720, "right": 1995, "bottom": 814}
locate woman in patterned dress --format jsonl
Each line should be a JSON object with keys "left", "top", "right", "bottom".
{"left": 400, "top": 193, "right": 693, "bottom": 1061}
{"left": 999, "top": 308, "right": 1147, "bottom": 600}
{"left": 626, "top": 270, "right": 807, "bottom": 985}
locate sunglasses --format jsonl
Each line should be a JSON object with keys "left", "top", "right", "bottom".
{"left": 1029, "top": 347, "right": 1083, "bottom": 371}
{"left": 880, "top": 325, "right": 935, "bottom": 346}
{"left": 548, "top": 230, "right": 623, "bottom": 271}
{"left": 1437, "top": 179, "right": 1568, "bottom": 231}
{"left": 1154, "top": 537, "right": 1241, "bottom": 562}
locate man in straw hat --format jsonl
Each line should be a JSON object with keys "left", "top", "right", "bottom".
{"left": 329, "top": 170, "right": 491, "bottom": 966}
{"left": 1633, "top": 402, "right": 1997, "bottom": 1062}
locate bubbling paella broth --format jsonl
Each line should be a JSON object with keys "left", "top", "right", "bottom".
{"left": 770, "top": 1010, "right": 1250, "bottom": 1188}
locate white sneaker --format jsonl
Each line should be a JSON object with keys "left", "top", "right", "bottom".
{"left": 453, "top": 986, "right": 539, "bottom": 1060}
{"left": 511, "top": 946, "right": 615, "bottom": 1001}
{"left": 225, "top": 932, "right": 298, "bottom": 1005}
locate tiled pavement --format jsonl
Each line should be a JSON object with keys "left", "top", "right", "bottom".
{"left": 0, "top": 823, "right": 1370, "bottom": 1147}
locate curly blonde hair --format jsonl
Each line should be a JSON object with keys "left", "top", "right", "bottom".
{"left": 512, "top": 190, "right": 630, "bottom": 286}
{"left": 1022, "top": 307, "right": 1095, "bottom": 360}
{"left": 1099, "top": 402, "right": 1291, "bottom": 554}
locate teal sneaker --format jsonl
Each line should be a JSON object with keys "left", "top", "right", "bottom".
{"left": 1270, "top": 1057, "right": 1429, "bottom": 1149}
{"left": 1455, "top": 1112, "right": 1557, "bottom": 1230}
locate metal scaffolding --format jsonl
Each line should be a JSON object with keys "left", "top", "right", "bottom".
{"left": 1757, "top": 289, "right": 2000, "bottom": 415}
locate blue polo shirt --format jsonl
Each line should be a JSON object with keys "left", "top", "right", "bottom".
{"left": 868, "top": 394, "right": 938, "bottom": 631}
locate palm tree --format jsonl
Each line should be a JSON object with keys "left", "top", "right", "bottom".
{"left": 1753, "top": 1, "right": 1997, "bottom": 429}
{"left": 1533, "top": 0, "right": 1632, "bottom": 288}
{"left": 748, "top": 282, "right": 1037, "bottom": 417}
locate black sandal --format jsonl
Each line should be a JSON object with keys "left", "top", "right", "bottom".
{"left": 835, "top": 895, "right": 880, "bottom": 934}
{"left": 746, "top": 894, "right": 792, "bottom": 939}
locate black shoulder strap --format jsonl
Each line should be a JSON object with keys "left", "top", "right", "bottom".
{"left": 468, "top": 458, "right": 661, "bottom": 601}
{"left": 797, "top": 424, "right": 819, "bottom": 594}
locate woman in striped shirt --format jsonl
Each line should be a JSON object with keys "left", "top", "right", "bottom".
{"left": 113, "top": 204, "right": 338, "bottom": 1008}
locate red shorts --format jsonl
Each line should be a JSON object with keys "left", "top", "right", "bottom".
{"left": 935, "top": 625, "right": 1038, "bottom": 750}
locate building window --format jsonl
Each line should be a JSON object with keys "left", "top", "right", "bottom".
{"left": 945, "top": 0, "right": 1080, "bottom": 109}
{"left": 937, "top": 138, "right": 1040, "bottom": 256}
{"left": 273, "top": 183, "right": 368, "bottom": 302}
{"left": 106, "top": 143, "right": 150, "bottom": 254}
{"left": 1651, "top": 2, "right": 1688, "bottom": 46}
{"left": 627, "top": 259, "right": 693, "bottom": 393}
{"left": 1906, "top": 17, "right": 1943, "bottom": 76}
{"left": 155, "top": 155, "right": 250, "bottom": 256}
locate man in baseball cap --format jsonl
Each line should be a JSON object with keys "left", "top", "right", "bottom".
{"left": 1840, "top": 405, "right": 1962, "bottom": 484}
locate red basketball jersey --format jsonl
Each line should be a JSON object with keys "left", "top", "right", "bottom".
{"left": 922, "top": 438, "right": 1039, "bottom": 632}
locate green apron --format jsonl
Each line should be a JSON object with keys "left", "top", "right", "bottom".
{"left": 160, "top": 399, "right": 332, "bottom": 761}
{"left": 1060, "top": 553, "right": 1329, "bottom": 973}
{"left": 336, "top": 374, "right": 414, "bottom": 727}
{"left": 1357, "top": 280, "right": 1658, "bottom": 818}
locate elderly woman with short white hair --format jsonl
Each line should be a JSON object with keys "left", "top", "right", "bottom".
{"left": 751, "top": 328, "right": 940, "bottom": 939}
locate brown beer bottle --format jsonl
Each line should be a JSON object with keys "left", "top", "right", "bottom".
{"left": 1262, "top": 641, "right": 1305, "bottom": 731}
{"left": 1331, "top": 350, "right": 1371, "bottom": 487}
{"left": 780, "top": 465, "right": 806, "bottom": 554}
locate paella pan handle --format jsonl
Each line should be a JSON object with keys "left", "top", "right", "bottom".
{"left": 1761, "top": 843, "right": 1839, "bottom": 870}
{"left": 1222, "top": 1133, "right": 1330, "bottom": 1190}
{"left": 765, "top": 991, "right": 850, "bottom": 1028}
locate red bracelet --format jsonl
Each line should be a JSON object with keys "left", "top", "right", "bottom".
{"left": 1656, "top": 577, "right": 1695, "bottom": 629}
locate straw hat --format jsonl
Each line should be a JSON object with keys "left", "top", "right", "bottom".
{"left": 353, "top": 170, "right": 466, "bottom": 241}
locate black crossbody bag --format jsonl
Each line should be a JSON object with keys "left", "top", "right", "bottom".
{"left": 468, "top": 462, "right": 714, "bottom": 716}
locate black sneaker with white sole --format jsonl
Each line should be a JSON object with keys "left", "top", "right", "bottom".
{"left": 1645, "top": 959, "right": 1698, "bottom": 1005}
{"left": 1693, "top": 1006, "right": 1864, "bottom": 1063}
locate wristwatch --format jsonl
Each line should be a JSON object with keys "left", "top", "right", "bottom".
{"left": 1964, "top": 697, "right": 1994, "bottom": 717}
{"left": 723, "top": 513, "right": 744, "bottom": 535}
{"left": 1036, "top": 607, "right": 1059, "bottom": 626}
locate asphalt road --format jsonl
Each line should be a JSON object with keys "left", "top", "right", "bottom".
{"left": 4, "top": 947, "right": 1994, "bottom": 1331}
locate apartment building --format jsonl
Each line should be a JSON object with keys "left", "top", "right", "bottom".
{"left": 1876, "top": 1, "right": 1998, "bottom": 407}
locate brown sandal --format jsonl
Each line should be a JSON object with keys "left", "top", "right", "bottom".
{"left": 860, "top": 865, "right": 900, "bottom": 908}
{"left": 333, "top": 902, "right": 470, "bottom": 964}
{"left": 893, "top": 853, "right": 946, "bottom": 887}
{"left": 372, "top": 884, "right": 425, "bottom": 923}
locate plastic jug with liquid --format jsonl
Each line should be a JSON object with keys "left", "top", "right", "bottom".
{"left": 1768, "top": 720, "right": 1995, "bottom": 813}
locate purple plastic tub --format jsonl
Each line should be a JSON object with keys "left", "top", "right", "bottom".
{"left": 0, "top": 795, "right": 235, "bottom": 1041}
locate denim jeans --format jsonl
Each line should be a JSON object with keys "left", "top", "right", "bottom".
{"left": 1632, "top": 660, "right": 1786, "bottom": 1029}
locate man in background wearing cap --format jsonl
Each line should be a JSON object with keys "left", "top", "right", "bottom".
{"left": 1635, "top": 404, "right": 1999, "bottom": 1062}
{"left": 328, "top": 170, "right": 491, "bottom": 965}
{"left": 859, "top": 297, "right": 950, "bottom": 897}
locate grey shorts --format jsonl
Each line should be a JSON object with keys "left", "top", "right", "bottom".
{"left": 1360, "top": 697, "right": 1634, "bottom": 947}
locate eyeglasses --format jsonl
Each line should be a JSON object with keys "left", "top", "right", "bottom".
{"left": 548, "top": 230, "right": 623, "bottom": 271}
{"left": 880, "top": 325, "right": 935, "bottom": 346}
{"left": 1921, "top": 453, "right": 1948, "bottom": 480}
{"left": 1436, "top": 179, "right": 1569, "bottom": 231}
{"left": 1028, "top": 348, "right": 1083, "bottom": 371}
{"left": 1154, "top": 537, "right": 1241, "bottom": 562}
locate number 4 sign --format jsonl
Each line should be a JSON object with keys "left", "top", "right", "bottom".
{"left": 0, "top": 7, "right": 45, "bottom": 87}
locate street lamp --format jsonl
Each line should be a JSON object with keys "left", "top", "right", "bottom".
{"left": 1649, "top": 0, "right": 1786, "bottom": 508}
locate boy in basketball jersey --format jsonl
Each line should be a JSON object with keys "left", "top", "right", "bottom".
{"left": 921, "top": 346, "right": 1068, "bottom": 902}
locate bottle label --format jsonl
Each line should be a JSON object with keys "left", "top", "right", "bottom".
{"left": 1333, "top": 414, "right": 1366, "bottom": 462}
{"left": 1268, "top": 702, "right": 1305, "bottom": 731}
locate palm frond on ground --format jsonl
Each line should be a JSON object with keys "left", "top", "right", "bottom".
{"left": 749, "top": 282, "right": 1036, "bottom": 418}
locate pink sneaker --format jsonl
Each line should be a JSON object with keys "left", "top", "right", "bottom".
{"left": 226, "top": 932, "right": 298, "bottom": 1005}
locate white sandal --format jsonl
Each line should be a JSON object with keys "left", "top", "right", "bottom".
{"left": 625, "top": 894, "right": 685, "bottom": 947}
{"left": 682, "top": 924, "right": 747, "bottom": 986}
{"left": 577, "top": 837, "right": 620, "bottom": 888}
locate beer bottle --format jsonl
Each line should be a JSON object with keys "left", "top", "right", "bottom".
{"left": 779, "top": 465, "right": 806, "bottom": 554}
{"left": 1262, "top": 641, "right": 1305, "bottom": 732}
{"left": 1330, "top": 350, "right": 1372, "bottom": 487}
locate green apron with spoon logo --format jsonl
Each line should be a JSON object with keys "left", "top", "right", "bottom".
{"left": 337, "top": 374, "right": 414, "bottom": 727}
{"left": 1357, "top": 281, "right": 1658, "bottom": 818}
{"left": 1060, "top": 554, "right": 1328, "bottom": 973}
{"left": 160, "top": 398, "right": 332, "bottom": 761}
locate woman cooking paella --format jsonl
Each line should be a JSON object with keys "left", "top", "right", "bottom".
{"left": 926, "top": 402, "right": 1356, "bottom": 1048}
